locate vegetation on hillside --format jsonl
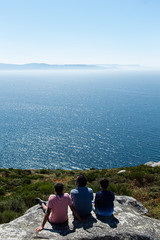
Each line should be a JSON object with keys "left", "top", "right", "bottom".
{"left": 0, "top": 165, "right": 160, "bottom": 224}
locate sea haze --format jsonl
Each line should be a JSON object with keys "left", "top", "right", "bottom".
{"left": 0, "top": 70, "right": 160, "bottom": 169}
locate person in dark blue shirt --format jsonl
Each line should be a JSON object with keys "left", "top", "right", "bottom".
{"left": 94, "top": 178, "right": 115, "bottom": 217}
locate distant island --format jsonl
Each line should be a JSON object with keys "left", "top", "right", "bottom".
{"left": 0, "top": 63, "right": 142, "bottom": 71}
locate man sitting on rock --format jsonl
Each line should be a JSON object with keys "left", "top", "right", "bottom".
{"left": 70, "top": 173, "right": 93, "bottom": 219}
{"left": 93, "top": 178, "right": 115, "bottom": 217}
{"left": 36, "top": 183, "right": 82, "bottom": 232}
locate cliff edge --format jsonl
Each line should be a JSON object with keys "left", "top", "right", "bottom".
{"left": 0, "top": 196, "right": 159, "bottom": 240}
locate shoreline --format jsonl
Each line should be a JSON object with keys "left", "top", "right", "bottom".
{"left": 1, "top": 161, "right": 160, "bottom": 171}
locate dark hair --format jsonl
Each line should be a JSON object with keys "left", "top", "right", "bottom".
{"left": 100, "top": 178, "right": 109, "bottom": 189}
{"left": 77, "top": 173, "right": 87, "bottom": 187}
{"left": 55, "top": 183, "right": 64, "bottom": 196}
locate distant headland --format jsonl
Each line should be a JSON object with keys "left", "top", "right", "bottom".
{"left": 0, "top": 63, "right": 142, "bottom": 71}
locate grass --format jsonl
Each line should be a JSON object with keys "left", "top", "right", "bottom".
{"left": 0, "top": 165, "right": 159, "bottom": 223}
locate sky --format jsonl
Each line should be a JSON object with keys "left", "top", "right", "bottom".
{"left": 0, "top": 0, "right": 160, "bottom": 68}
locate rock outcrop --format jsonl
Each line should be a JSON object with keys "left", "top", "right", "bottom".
{"left": 144, "top": 161, "right": 160, "bottom": 167}
{"left": 0, "top": 196, "right": 160, "bottom": 240}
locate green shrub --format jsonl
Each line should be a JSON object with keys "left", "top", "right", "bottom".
{"left": 2, "top": 170, "right": 10, "bottom": 177}
{"left": 108, "top": 174, "right": 126, "bottom": 184}
{"left": 90, "top": 184, "right": 100, "bottom": 193}
{"left": 108, "top": 183, "right": 117, "bottom": 193}
{"left": 40, "top": 169, "right": 49, "bottom": 174}
{"left": 23, "top": 178, "right": 31, "bottom": 185}
{"left": 149, "top": 187, "right": 160, "bottom": 199}
{"left": 129, "top": 171, "right": 145, "bottom": 186}
{"left": 0, "top": 210, "right": 16, "bottom": 223}
{"left": 108, "top": 183, "right": 131, "bottom": 196}
{"left": 29, "top": 174, "right": 44, "bottom": 180}
{"left": 68, "top": 170, "right": 76, "bottom": 176}
{"left": 15, "top": 169, "right": 24, "bottom": 175}
{"left": 0, "top": 188, "right": 5, "bottom": 196}
{"left": 38, "top": 184, "right": 54, "bottom": 194}
{"left": 9, "top": 197, "right": 26, "bottom": 213}
{"left": 145, "top": 174, "right": 155, "bottom": 184}
{"left": 55, "top": 171, "right": 62, "bottom": 177}
{"left": 118, "top": 184, "right": 132, "bottom": 196}
{"left": 9, "top": 178, "right": 23, "bottom": 187}
{"left": 0, "top": 176, "right": 7, "bottom": 182}
{"left": 23, "top": 170, "right": 32, "bottom": 175}
{"left": 26, "top": 181, "right": 53, "bottom": 192}
{"left": 9, "top": 173, "right": 20, "bottom": 179}
{"left": 86, "top": 172, "right": 97, "bottom": 182}
{"left": 21, "top": 191, "right": 38, "bottom": 208}
{"left": 0, "top": 200, "right": 8, "bottom": 212}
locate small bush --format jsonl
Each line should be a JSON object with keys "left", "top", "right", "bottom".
{"left": 15, "top": 169, "right": 24, "bottom": 175}
{"left": 108, "top": 183, "right": 117, "bottom": 193}
{"left": 40, "top": 169, "right": 49, "bottom": 174}
{"left": 0, "top": 201, "right": 8, "bottom": 212}
{"left": 90, "top": 184, "right": 100, "bottom": 193}
{"left": 55, "top": 171, "right": 62, "bottom": 177}
{"left": 0, "top": 176, "right": 7, "bottom": 182}
{"left": 23, "top": 170, "right": 32, "bottom": 175}
{"left": 9, "top": 173, "right": 20, "bottom": 179}
{"left": 23, "top": 178, "right": 31, "bottom": 185}
{"left": 9, "top": 178, "right": 23, "bottom": 187}
{"left": 2, "top": 170, "right": 10, "bottom": 177}
{"left": 21, "top": 191, "right": 39, "bottom": 207}
{"left": 38, "top": 184, "right": 54, "bottom": 194}
{"left": 9, "top": 197, "right": 26, "bottom": 213}
{"left": 144, "top": 174, "right": 155, "bottom": 184}
{"left": 149, "top": 187, "right": 160, "bottom": 199}
{"left": 29, "top": 174, "right": 44, "bottom": 180}
{"left": 86, "top": 172, "right": 97, "bottom": 182}
{"left": 129, "top": 171, "right": 145, "bottom": 186}
{"left": 0, "top": 188, "right": 5, "bottom": 196}
{"left": 108, "top": 183, "right": 131, "bottom": 196}
{"left": 0, "top": 210, "right": 16, "bottom": 223}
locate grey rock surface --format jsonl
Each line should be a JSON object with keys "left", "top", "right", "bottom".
{"left": 117, "top": 170, "right": 126, "bottom": 174}
{"left": 0, "top": 196, "right": 160, "bottom": 240}
{"left": 144, "top": 161, "right": 160, "bottom": 167}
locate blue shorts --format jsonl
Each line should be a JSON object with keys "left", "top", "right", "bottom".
{"left": 93, "top": 206, "right": 114, "bottom": 217}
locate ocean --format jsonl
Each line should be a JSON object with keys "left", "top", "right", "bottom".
{"left": 0, "top": 70, "right": 160, "bottom": 169}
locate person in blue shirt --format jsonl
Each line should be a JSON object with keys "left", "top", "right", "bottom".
{"left": 94, "top": 178, "right": 115, "bottom": 217}
{"left": 70, "top": 173, "right": 93, "bottom": 218}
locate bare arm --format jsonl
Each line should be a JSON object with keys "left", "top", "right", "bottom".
{"left": 69, "top": 205, "right": 82, "bottom": 222}
{"left": 36, "top": 208, "right": 51, "bottom": 232}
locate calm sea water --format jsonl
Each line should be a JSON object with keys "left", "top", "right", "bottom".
{"left": 0, "top": 70, "right": 160, "bottom": 170}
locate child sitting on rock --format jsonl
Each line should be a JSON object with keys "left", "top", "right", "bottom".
{"left": 93, "top": 178, "right": 115, "bottom": 217}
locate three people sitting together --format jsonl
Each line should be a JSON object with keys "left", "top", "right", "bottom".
{"left": 36, "top": 174, "right": 115, "bottom": 232}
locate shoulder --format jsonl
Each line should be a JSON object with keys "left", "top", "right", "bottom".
{"left": 71, "top": 188, "right": 78, "bottom": 194}
{"left": 96, "top": 190, "right": 102, "bottom": 195}
{"left": 96, "top": 191, "right": 102, "bottom": 197}
{"left": 107, "top": 190, "right": 115, "bottom": 198}
{"left": 48, "top": 194, "right": 56, "bottom": 207}
{"left": 108, "top": 190, "right": 114, "bottom": 196}
{"left": 87, "top": 187, "right": 93, "bottom": 193}
{"left": 48, "top": 194, "right": 56, "bottom": 201}
{"left": 64, "top": 193, "right": 71, "bottom": 198}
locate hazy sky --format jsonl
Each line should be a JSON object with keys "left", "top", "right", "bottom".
{"left": 0, "top": 0, "right": 160, "bottom": 68}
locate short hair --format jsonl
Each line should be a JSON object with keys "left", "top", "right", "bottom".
{"left": 55, "top": 183, "right": 64, "bottom": 196}
{"left": 100, "top": 178, "right": 109, "bottom": 189}
{"left": 77, "top": 173, "right": 87, "bottom": 187}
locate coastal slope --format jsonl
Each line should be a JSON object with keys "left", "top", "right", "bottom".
{"left": 0, "top": 196, "right": 160, "bottom": 240}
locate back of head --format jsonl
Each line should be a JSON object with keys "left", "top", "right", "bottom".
{"left": 55, "top": 183, "right": 64, "bottom": 196}
{"left": 77, "top": 173, "right": 87, "bottom": 187}
{"left": 100, "top": 178, "right": 109, "bottom": 189}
